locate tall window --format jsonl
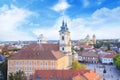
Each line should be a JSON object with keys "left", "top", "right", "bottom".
{"left": 45, "top": 62, "right": 48, "bottom": 70}
{"left": 40, "top": 61, "right": 43, "bottom": 70}
{"left": 51, "top": 61, "right": 54, "bottom": 69}
{"left": 10, "top": 61, "right": 14, "bottom": 67}
{"left": 16, "top": 61, "right": 18, "bottom": 65}
{"left": 62, "top": 36, "right": 64, "bottom": 40}
{"left": 40, "top": 62, "right": 43, "bottom": 66}
{"left": 62, "top": 47, "right": 64, "bottom": 51}
{"left": 46, "top": 62, "right": 48, "bottom": 65}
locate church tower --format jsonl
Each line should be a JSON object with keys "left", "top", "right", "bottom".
{"left": 85, "top": 34, "right": 90, "bottom": 45}
{"left": 59, "top": 20, "right": 72, "bottom": 55}
{"left": 93, "top": 34, "right": 96, "bottom": 44}
{"left": 37, "top": 34, "right": 47, "bottom": 44}
{"left": 59, "top": 20, "right": 72, "bottom": 68}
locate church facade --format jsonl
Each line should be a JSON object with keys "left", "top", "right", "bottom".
{"left": 79, "top": 34, "right": 96, "bottom": 46}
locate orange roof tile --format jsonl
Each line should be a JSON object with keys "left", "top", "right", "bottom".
{"left": 31, "top": 70, "right": 90, "bottom": 80}
{"left": 8, "top": 43, "right": 65, "bottom": 60}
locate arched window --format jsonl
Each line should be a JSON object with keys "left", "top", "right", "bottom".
{"left": 62, "top": 36, "right": 64, "bottom": 40}
{"left": 62, "top": 47, "right": 64, "bottom": 51}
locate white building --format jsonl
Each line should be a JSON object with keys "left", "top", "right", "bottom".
{"left": 99, "top": 51, "right": 116, "bottom": 64}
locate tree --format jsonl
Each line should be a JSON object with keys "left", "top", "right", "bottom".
{"left": 71, "top": 60, "right": 86, "bottom": 69}
{"left": 107, "top": 42, "right": 111, "bottom": 50}
{"left": 9, "top": 70, "right": 27, "bottom": 80}
{"left": 0, "top": 59, "right": 7, "bottom": 80}
{"left": 93, "top": 42, "right": 103, "bottom": 48}
{"left": 80, "top": 47, "right": 84, "bottom": 52}
{"left": 113, "top": 54, "right": 120, "bottom": 69}
{"left": 9, "top": 73, "right": 14, "bottom": 80}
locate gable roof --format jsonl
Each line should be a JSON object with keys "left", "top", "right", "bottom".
{"left": 9, "top": 43, "right": 65, "bottom": 60}
{"left": 31, "top": 70, "right": 90, "bottom": 80}
{"left": 78, "top": 50, "right": 98, "bottom": 57}
{"left": 83, "top": 70, "right": 101, "bottom": 80}
{"left": 99, "top": 50, "right": 117, "bottom": 58}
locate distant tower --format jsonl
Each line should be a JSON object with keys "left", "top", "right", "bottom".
{"left": 85, "top": 34, "right": 90, "bottom": 45}
{"left": 37, "top": 34, "right": 47, "bottom": 44}
{"left": 93, "top": 34, "right": 96, "bottom": 44}
{"left": 59, "top": 20, "right": 72, "bottom": 68}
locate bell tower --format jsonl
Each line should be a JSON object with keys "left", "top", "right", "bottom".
{"left": 59, "top": 20, "right": 72, "bottom": 68}
{"left": 93, "top": 34, "right": 96, "bottom": 44}
{"left": 59, "top": 20, "right": 72, "bottom": 55}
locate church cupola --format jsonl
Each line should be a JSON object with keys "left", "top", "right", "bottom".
{"left": 59, "top": 20, "right": 69, "bottom": 32}
{"left": 37, "top": 34, "right": 47, "bottom": 44}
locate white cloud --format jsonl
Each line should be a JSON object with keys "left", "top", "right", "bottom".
{"left": 0, "top": 4, "right": 34, "bottom": 41}
{"left": 51, "top": 0, "right": 70, "bottom": 12}
{"left": 33, "top": 7, "right": 120, "bottom": 40}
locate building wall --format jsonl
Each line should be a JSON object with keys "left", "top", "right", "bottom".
{"left": 59, "top": 31, "right": 72, "bottom": 68}
{"left": 101, "top": 58, "right": 113, "bottom": 64}
{"left": 8, "top": 57, "right": 67, "bottom": 77}
{"left": 59, "top": 32, "right": 71, "bottom": 54}
{"left": 55, "top": 56, "right": 67, "bottom": 69}
{"left": 78, "top": 56, "right": 98, "bottom": 63}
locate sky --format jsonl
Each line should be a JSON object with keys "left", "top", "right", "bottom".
{"left": 0, "top": 0, "right": 120, "bottom": 41}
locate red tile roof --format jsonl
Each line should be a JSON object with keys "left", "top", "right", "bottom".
{"left": 30, "top": 70, "right": 90, "bottom": 80}
{"left": 2, "top": 45, "right": 15, "bottom": 51}
{"left": 101, "top": 53, "right": 116, "bottom": 58}
{"left": 83, "top": 70, "right": 102, "bottom": 80}
{"left": 9, "top": 43, "right": 65, "bottom": 60}
{"left": 78, "top": 50, "right": 98, "bottom": 57}
{"left": 100, "top": 50, "right": 117, "bottom": 58}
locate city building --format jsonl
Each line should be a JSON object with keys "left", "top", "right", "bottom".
{"left": 7, "top": 21, "right": 72, "bottom": 78}
{"left": 8, "top": 44, "right": 68, "bottom": 77}
{"left": 99, "top": 50, "right": 116, "bottom": 64}
{"left": 78, "top": 50, "right": 99, "bottom": 63}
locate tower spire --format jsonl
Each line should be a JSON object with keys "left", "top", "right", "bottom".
{"left": 62, "top": 20, "right": 65, "bottom": 26}
{"left": 60, "top": 20, "right": 69, "bottom": 32}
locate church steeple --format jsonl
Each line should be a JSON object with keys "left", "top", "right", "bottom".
{"left": 59, "top": 20, "right": 72, "bottom": 68}
{"left": 60, "top": 20, "right": 69, "bottom": 32}
{"left": 59, "top": 20, "right": 71, "bottom": 54}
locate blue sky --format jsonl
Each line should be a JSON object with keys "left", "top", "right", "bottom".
{"left": 0, "top": 0, "right": 120, "bottom": 41}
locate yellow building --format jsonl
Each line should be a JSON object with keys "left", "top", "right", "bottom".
{"left": 8, "top": 21, "right": 73, "bottom": 78}
{"left": 8, "top": 44, "right": 67, "bottom": 77}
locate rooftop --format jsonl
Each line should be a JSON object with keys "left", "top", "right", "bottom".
{"left": 30, "top": 70, "right": 102, "bottom": 80}
{"left": 9, "top": 43, "right": 65, "bottom": 60}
